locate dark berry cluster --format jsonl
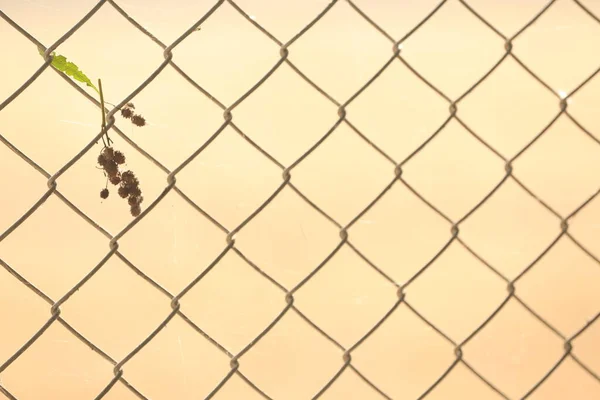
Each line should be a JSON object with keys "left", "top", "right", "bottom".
{"left": 95, "top": 80, "right": 147, "bottom": 217}
{"left": 120, "top": 102, "right": 146, "bottom": 127}
{"left": 98, "top": 146, "right": 144, "bottom": 217}
{"left": 119, "top": 170, "right": 144, "bottom": 217}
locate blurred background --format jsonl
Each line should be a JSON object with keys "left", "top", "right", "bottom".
{"left": 0, "top": 0, "right": 600, "bottom": 398}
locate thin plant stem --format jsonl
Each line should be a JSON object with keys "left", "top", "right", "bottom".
{"left": 98, "top": 79, "right": 112, "bottom": 146}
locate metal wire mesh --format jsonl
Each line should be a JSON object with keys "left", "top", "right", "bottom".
{"left": 1, "top": 0, "right": 599, "bottom": 398}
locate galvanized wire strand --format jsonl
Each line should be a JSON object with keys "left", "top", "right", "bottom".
{"left": 0, "top": 40, "right": 273, "bottom": 400}
{"left": 267, "top": 0, "right": 600, "bottom": 397}
{"left": 574, "top": 0, "right": 600, "bottom": 24}
{"left": 130, "top": 0, "right": 600, "bottom": 394}
{"left": 0, "top": 1, "right": 341, "bottom": 397}
{"left": 364, "top": 2, "right": 600, "bottom": 394}
{"left": 0, "top": 385, "right": 17, "bottom": 400}
{"left": 0, "top": 4, "right": 246, "bottom": 399}
{"left": 0, "top": 0, "right": 599, "bottom": 399}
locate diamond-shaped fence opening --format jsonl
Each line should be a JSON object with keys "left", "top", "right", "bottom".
{"left": 0, "top": 1, "right": 599, "bottom": 399}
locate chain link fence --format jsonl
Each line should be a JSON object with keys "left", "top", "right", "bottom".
{"left": 1, "top": 0, "right": 599, "bottom": 398}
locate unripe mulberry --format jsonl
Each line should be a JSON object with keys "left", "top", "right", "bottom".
{"left": 118, "top": 186, "right": 129, "bottom": 198}
{"left": 102, "top": 147, "right": 114, "bottom": 160}
{"left": 121, "top": 171, "right": 136, "bottom": 183}
{"left": 128, "top": 195, "right": 143, "bottom": 206}
{"left": 97, "top": 154, "right": 107, "bottom": 167}
{"left": 131, "top": 115, "right": 146, "bottom": 127}
{"left": 109, "top": 174, "right": 121, "bottom": 185}
{"left": 129, "top": 186, "right": 141, "bottom": 197}
{"left": 121, "top": 108, "right": 133, "bottom": 119}
{"left": 113, "top": 151, "right": 126, "bottom": 165}
{"left": 130, "top": 204, "right": 141, "bottom": 217}
{"left": 104, "top": 160, "right": 118, "bottom": 177}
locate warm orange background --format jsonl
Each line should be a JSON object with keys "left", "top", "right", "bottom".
{"left": 1, "top": 0, "right": 600, "bottom": 399}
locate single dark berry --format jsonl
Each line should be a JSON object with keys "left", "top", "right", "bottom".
{"left": 100, "top": 188, "right": 109, "bottom": 199}
{"left": 124, "top": 182, "right": 140, "bottom": 195}
{"left": 113, "top": 151, "right": 126, "bottom": 165}
{"left": 129, "top": 186, "right": 142, "bottom": 198}
{"left": 131, "top": 115, "right": 146, "bottom": 127}
{"left": 128, "top": 195, "right": 144, "bottom": 206}
{"left": 130, "top": 204, "right": 142, "bottom": 217}
{"left": 97, "top": 154, "right": 107, "bottom": 167}
{"left": 103, "top": 160, "right": 118, "bottom": 177}
{"left": 121, "top": 170, "right": 136, "bottom": 183}
{"left": 118, "top": 186, "right": 130, "bottom": 198}
{"left": 121, "top": 107, "right": 133, "bottom": 119}
{"left": 102, "top": 146, "right": 114, "bottom": 160}
{"left": 109, "top": 174, "right": 121, "bottom": 185}
{"left": 123, "top": 177, "right": 139, "bottom": 187}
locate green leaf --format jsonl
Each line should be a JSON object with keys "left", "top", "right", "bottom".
{"left": 38, "top": 47, "right": 99, "bottom": 94}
